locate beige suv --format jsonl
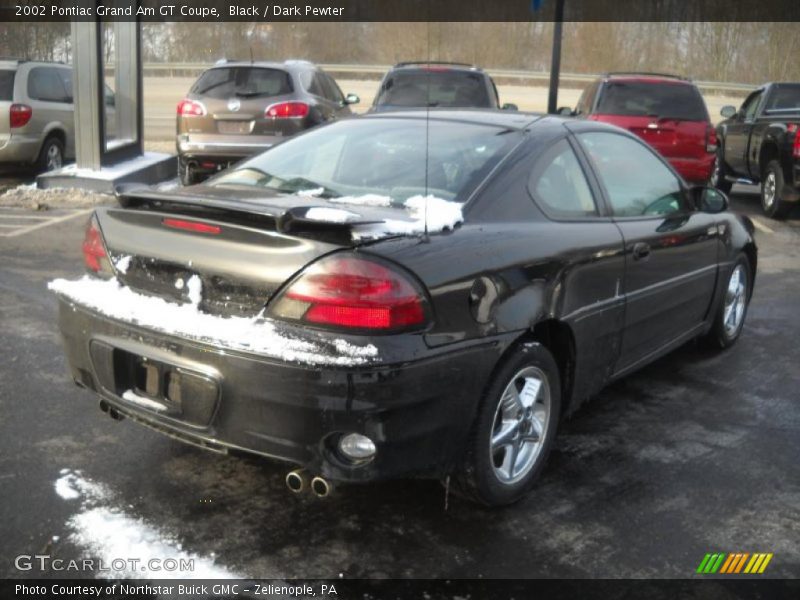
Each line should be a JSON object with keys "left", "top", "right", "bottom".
{"left": 0, "top": 59, "right": 76, "bottom": 172}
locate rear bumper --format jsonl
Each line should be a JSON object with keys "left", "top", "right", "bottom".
{"left": 0, "top": 134, "right": 40, "bottom": 164}
{"left": 667, "top": 154, "right": 715, "bottom": 184}
{"left": 176, "top": 134, "right": 282, "bottom": 163}
{"left": 57, "top": 297, "right": 507, "bottom": 482}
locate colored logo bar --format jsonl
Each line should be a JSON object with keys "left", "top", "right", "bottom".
{"left": 696, "top": 553, "right": 773, "bottom": 574}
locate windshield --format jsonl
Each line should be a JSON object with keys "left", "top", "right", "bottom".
{"left": 0, "top": 70, "right": 15, "bottom": 101}
{"left": 375, "top": 70, "right": 492, "bottom": 109}
{"left": 764, "top": 84, "right": 800, "bottom": 113}
{"left": 208, "top": 117, "right": 521, "bottom": 203}
{"left": 596, "top": 81, "right": 709, "bottom": 121}
{"left": 191, "top": 67, "right": 292, "bottom": 99}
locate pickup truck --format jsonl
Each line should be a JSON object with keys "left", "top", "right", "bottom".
{"left": 713, "top": 82, "right": 800, "bottom": 218}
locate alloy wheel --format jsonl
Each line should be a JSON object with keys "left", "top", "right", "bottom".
{"left": 723, "top": 264, "right": 747, "bottom": 338}
{"left": 489, "top": 366, "right": 550, "bottom": 485}
{"left": 46, "top": 143, "right": 63, "bottom": 171}
{"left": 763, "top": 172, "right": 776, "bottom": 210}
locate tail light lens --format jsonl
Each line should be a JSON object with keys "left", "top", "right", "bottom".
{"left": 177, "top": 99, "right": 206, "bottom": 117}
{"left": 268, "top": 254, "right": 429, "bottom": 332}
{"left": 706, "top": 125, "right": 718, "bottom": 153}
{"left": 265, "top": 102, "right": 309, "bottom": 119}
{"left": 10, "top": 104, "right": 32, "bottom": 128}
{"left": 790, "top": 124, "right": 800, "bottom": 159}
{"left": 82, "top": 215, "right": 112, "bottom": 276}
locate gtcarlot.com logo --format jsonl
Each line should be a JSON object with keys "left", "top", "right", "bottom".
{"left": 697, "top": 552, "right": 773, "bottom": 574}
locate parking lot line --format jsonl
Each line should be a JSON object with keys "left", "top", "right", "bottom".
{"left": 0, "top": 208, "right": 94, "bottom": 238}
{"left": 751, "top": 218, "right": 775, "bottom": 234}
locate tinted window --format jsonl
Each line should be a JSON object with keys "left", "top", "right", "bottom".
{"left": 299, "top": 71, "right": 327, "bottom": 97}
{"left": 596, "top": 81, "right": 708, "bottom": 121}
{"left": 579, "top": 132, "right": 685, "bottom": 217}
{"left": 576, "top": 81, "right": 598, "bottom": 115}
{"left": 323, "top": 73, "right": 344, "bottom": 103}
{"left": 764, "top": 84, "right": 800, "bottom": 113}
{"left": 28, "top": 67, "right": 70, "bottom": 102}
{"left": 376, "top": 70, "right": 491, "bottom": 108}
{"left": 530, "top": 139, "right": 597, "bottom": 218}
{"left": 191, "top": 67, "right": 292, "bottom": 99}
{"left": 209, "top": 118, "right": 521, "bottom": 203}
{"left": 0, "top": 70, "right": 15, "bottom": 101}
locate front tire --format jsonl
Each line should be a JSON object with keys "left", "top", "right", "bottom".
{"left": 456, "top": 342, "right": 561, "bottom": 506}
{"left": 761, "top": 160, "right": 791, "bottom": 219}
{"left": 706, "top": 254, "right": 751, "bottom": 349}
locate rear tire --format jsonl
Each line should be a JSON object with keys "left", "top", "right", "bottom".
{"left": 761, "top": 160, "right": 791, "bottom": 219}
{"left": 455, "top": 342, "right": 561, "bottom": 507}
{"left": 36, "top": 136, "right": 64, "bottom": 173}
{"left": 711, "top": 147, "right": 733, "bottom": 195}
{"left": 705, "top": 253, "right": 751, "bottom": 349}
{"left": 179, "top": 158, "right": 199, "bottom": 186}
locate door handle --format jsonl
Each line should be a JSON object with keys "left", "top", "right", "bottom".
{"left": 632, "top": 242, "right": 651, "bottom": 261}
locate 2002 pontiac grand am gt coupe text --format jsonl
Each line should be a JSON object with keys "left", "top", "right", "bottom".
{"left": 50, "top": 110, "right": 757, "bottom": 506}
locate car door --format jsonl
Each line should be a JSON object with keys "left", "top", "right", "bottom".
{"left": 724, "top": 89, "right": 763, "bottom": 177}
{"left": 575, "top": 130, "right": 721, "bottom": 373}
{"left": 55, "top": 68, "right": 75, "bottom": 158}
{"left": 27, "top": 66, "right": 73, "bottom": 154}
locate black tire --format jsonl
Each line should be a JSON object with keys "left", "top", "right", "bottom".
{"left": 760, "top": 160, "right": 791, "bottom": 219}
{"left": 705, "top": 253, "right": 751, "bottom": 349}
{"left": 455, "top": 342, "right": 561, "bottom": 507}
{"left": 36, "top": 136, "right": 64, "bottom": 173}
{"left": 711, "top": 147, "right": 733, "bottom": 195}
{"left": 179, "top": 158, "right": 199, "bottom": 186}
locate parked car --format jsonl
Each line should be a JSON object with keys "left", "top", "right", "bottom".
{"left": 370, "top": 61, "right": 517, "bottom": 112}
{"left": 568, "top": 72, "right": 717, "bottom": 185}
{"left": 0, "top": 59, "right": 75, "bottom": 172}
{"left": 713, "top": 82, "right": 800, "bottom": 219}
{"left": 176, "top": 59, "right": 360, "bottom": 185}
{"left": 52, "top": 111, "right": 756, "bottom": 506}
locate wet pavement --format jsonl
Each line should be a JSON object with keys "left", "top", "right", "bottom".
{"left": 0, "top": 187, "right": 798, "bottom": 580}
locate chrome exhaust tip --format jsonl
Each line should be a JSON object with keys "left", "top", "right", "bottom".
{"left": 285, "top": 469, "right": 309, "bottom": 494}
{"left": 310, "top": 476, "right": 333, "bottom": 498}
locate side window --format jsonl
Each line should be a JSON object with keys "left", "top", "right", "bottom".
{"left": 28, "top": 67, "right": 70, "bottom": 103}
{"left": 742, "top": 91, "right": 762, "bottom": 120}
{"left": 529, "top": 139, "right": 597, "bottom": 218}
{"left": 58, "top": 69, "right": 73, "bottom": 102}
{"left": 576, "top": 81, "right": 597, "bottom": 115}
{"left": 323, "top": 73, "right": 344, "bottom": 103}
{"left": 309, "top": 72, "right": 327, "bottom": 98}
{"left": 578, "top": 132, "right": 685, "bottom": 217}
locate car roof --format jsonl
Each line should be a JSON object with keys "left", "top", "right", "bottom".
{"left": 0, "top": 59, "right": 67, "bottom": 69}
{"left": 361, "top": 108, "right": 543, "bottom": 129}
{"left": 602, "top": 72, "right": 693, "bottom": 85}
{"left": 207, "top": 59, "right": 316, "bottom": 71}
{"left": 390, "top": 62, "right": 484, "bottom": 73}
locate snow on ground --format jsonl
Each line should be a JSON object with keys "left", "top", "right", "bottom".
{"left": 0, "top": 182, "right": 112, "bottom": 210}
{"left": 48, "top": 275, "right": 379, "bottom": 366}
{"left": 54, "top": 469, "right": 239, "bottom": 579}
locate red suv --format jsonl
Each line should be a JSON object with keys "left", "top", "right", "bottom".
{"left": 570, "top": 73, "right": 716, "bottom": 184}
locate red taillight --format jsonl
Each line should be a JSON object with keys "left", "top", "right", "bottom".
{"left": 162, "top": 218, "right": 221, "bottom": 235}
{"left": 265, "top": 101, "right": 309, "bottom": 119}
{"left": 82, "top": 216, "right": 109, "bottom": 273}
{"left": 10, "top": 104, "right": 32, "bottom": 128}
{"left": 790, "top": 124, "right": 800, "bottom": 159}
{"left": 177, "top": 99, "right": 206, "bottom": 117}
{"left": 269, "top": 255, "right": 428, "bottom": 331}
{"left": 706, "top": 125, "right": 718, "bottom": 153}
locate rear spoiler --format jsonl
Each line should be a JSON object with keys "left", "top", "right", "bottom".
{"left": 114, "top": 185, "right": 394, "bottom": 237}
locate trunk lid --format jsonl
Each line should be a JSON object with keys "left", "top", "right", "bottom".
{"left": 593, "top": 114, "right": 709, "bottom": 160}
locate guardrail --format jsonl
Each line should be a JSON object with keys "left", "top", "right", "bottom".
{"left": 130, "top": 62, "right": 757, "bottom": 94}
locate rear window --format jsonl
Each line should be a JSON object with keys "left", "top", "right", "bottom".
{"left": 596, "top": 81, "right": 709, "bottom": 121}
{"left": 376, "top": 70, "right": 492, "bottom": 109}
{"left": 0, "top": 70, "right": 14, "bottom": 101}
{"left": 764, "top": 84, "right": 800, "bottom": 113}
{"left": 191, "top": 67, "right": 292, "bottom": 99}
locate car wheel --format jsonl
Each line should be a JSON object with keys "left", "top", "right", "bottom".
{"left": 761, "top": 160, "right": 791, "bottom": 219}
{"left": 456, "top": 342, "right": 561, "bottom": 506}
{"left": 179, "top": 159, "right": 198, "bottom": 186}
{"left": 711, "top": 148, "right": 733, "bottom": 195}
{"left": 37, "top": 136, "right": 64, "bottom": 173}
{"left": 706, "top": 254, "right": 751, "bottom": 349}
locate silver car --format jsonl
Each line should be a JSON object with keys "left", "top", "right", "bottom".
{"left": 0, "top": 59, "right": 75, "bottom": 171}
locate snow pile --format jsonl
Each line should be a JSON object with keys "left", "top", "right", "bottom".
{"left": 351, "top": 195, "right": 463, "bottom": 241}
{"left": 48, "top": 276, "right": 379, "bottom": 366}
{"left": 0, "top": 182, "right": 111, "bottom": 210}
{"left": 54, "top": 469, "right": 239, "bottom": 579}
{"left": 329, "top": 193, "right": 393, "bottom": 208}
{"left": 304, "top": 207, "right": 360, "bottom": 223}
{"left": 297, "top": 187, "right": 325, "bottom": 197}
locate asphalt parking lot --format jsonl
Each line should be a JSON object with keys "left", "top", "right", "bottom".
{"left": 0, "top": 188, "right": 798, "bottom": 580}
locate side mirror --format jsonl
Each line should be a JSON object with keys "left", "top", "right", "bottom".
{"left": 501, "top": 103, "right": 518, "bottom": 111}
{"left": 720, "top": 105, "right": 737, "bottom": 119}
{"left": 693, "top": 185, "right": 729, "bottom": 213}
{"left": 557, "top": 106, "right": 574, "bottom": 116}
{"left": 344, "top": 93, "right": 360, "bottom": 105}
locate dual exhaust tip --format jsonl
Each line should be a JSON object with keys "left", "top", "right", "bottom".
{"left": 285, "top": 469, "right": 332, "bottom": 498}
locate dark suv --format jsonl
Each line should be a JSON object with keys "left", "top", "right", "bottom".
{"left": 569, "top": 73, "right": 716, "bottom": 185}
{"left": 371, "top": 62, "right": 516, "bottom": 112}
{"left": 176, "top": 60, "right": 360, "bottom": 185}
